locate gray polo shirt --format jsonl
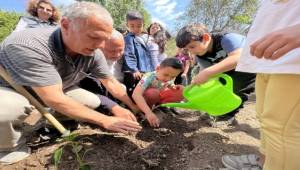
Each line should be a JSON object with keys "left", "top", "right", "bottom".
{"left": 0, "top": 27, "right": 111, "bottom": 91}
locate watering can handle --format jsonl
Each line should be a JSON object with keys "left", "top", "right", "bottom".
{"left": 218, "top": 74, "right": 233, "bottom": 91}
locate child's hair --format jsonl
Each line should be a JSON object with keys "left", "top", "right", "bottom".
{"left": 160, "top": 57, "right": 183, "bottom": 70}
{"left": 153, "top": 30, "right": 171, "bottom": 53}
{"left": 126, "top": 10, "right": 144, "bottom": 21}
{"left": 176, "top": 23, "right": 209, "bottom": 48}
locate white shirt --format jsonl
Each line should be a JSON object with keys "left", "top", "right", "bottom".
{"left": 107, "top": 60, "right": 124, "bottom": 82}
{"left": 236, "top": 0, "right": 300, "bottom": 74}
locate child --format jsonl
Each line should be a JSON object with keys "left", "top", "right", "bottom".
{"left": 148, "top": 30, "right": 171, "bottom": 68}
{"left": 132, "top": 58, "right": 184, "bottom": 127}
{"left": 176, "top": 23, "right": 256, "bottom": 126}
{"left": 174, "top": 48, "right": 191, "bottom": 86}
{"left": 122, "top": 10, "right": 153, "bottom": 97}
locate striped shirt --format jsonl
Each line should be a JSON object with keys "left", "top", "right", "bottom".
{"left": 0, "top": 27, "right": 111, "bottom": 91}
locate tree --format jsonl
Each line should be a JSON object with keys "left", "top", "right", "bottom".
{"left": 177, "top": 0, "right": 258, "bottom": 34}
{"left": 0, "top": 10, "right": 21, "bottom": 42}
{"left": 76, "top": 0, "right": 151, "bottom": 28}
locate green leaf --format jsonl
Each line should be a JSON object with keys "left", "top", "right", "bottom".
{"left": 53, "top": 147, "right": 63, "bottom": 168}
{"left": 79, "top": 164, "right": 91, "bottom": 170}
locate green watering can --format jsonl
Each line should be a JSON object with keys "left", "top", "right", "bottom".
{"left": 161, "top": 74, "right": 242, "bottom": 116}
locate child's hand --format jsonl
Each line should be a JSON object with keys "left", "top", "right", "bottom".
{"left": 145, "top": 112, "right": 160, "bottom": 127}
{"left": 191, "top": 70, "right": 211, "bottom": 85}
{"left": 133, "top": 71, "right": 143, "bottom": 80}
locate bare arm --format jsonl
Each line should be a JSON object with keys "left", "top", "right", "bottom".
{"left": 132, "top": 85, "right": 160, "bottom": 127}
{"left": 32, "top": 84, "right": 141, "bottom": 133}
{"left": 192, "top": 48, "right": 242, "bottom": 84}
{"left": 100, "top": 76, "right": 139, "bottom": 112}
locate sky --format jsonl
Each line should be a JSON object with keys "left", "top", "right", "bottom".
{"left": 0, "top": 0, "right": 190, "bottom": 31}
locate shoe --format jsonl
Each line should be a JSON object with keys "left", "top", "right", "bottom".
{"left": 207, "top": 116, "right": 237, "bottom": 127}
{"left": 221, "top": 154, "right": 262, "bottom": 170}
{"left": 0, "top": 144, "right": 31, "bottom": 165}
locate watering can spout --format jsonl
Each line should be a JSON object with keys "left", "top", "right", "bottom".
{"left": 161, "top": 102, "right": 197, "bottom": 110}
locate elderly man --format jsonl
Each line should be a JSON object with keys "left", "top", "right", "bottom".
{"left": 102, "top": 29, "right": 125, "bottom": 82}
{"left": 0, "top": 2, "right": 141, "bottom": 164}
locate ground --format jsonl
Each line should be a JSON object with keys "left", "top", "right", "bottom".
{"left": 0, "top": 99, "right": 260, "bottom": 170}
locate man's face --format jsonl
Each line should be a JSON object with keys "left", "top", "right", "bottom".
{"left": 127, "top": 19, "right": 144, "bottom": 35}
{"left": 185, "top": 40, "right": 209, "bottom": 56}
{"left": 102, "top": 39, "right": 125, "bottom": 61}
{"left": 62, "top": 16, "right": 113, "bottom": 56}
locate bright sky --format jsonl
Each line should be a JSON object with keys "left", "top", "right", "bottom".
{"left": 0, "top": 0, "right": 190, "bottom": 31}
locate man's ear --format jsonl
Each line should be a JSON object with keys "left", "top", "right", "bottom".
{"left": 202, "top": 33, "right": 210, "bottom": 42}
{"left": 60, "top": 17, "right": 70, "bottom": 33}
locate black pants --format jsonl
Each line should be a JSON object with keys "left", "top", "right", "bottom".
{"left": 123, "top": 72, "right": 141, "bottom": 98}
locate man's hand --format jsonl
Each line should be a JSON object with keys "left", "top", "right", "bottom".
{"left": 133, "top": 71, "right": 142, "bottom": 80}
{"left": 145, "top": 112, "right": 160, "bottom": 127}
{"left": 111, "top": 105, "right": 138, "bottom": 122}
{"left": 250, "top": 24, "right": 300, "bottom": 60}
{"left": 101, "top": 116, "right": 142, "bottom": 134}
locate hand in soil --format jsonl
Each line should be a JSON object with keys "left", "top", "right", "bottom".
{"left": 145, "top": 112, "right": 160, "bottom": 127}
{"left": 101, "top": 116, "right": 142, "bottom": 134}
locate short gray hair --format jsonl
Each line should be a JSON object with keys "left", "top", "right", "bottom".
{"left": 62, "top": 1, "right": 113, "bottom": 25}
{"left": 110, "top": 29, "right": 123, "bottom": 40}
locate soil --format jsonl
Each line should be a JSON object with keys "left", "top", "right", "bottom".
{"left": 0, "top": 98, "right": 260, "bottom": 170}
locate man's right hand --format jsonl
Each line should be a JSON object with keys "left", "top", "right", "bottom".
{"left": 101, "top": 116, "right": 142, "bottom": 134}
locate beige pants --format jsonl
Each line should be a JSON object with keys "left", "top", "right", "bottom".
{"left": 256, "top": 74, "right": 300, "bottom": 170}
{"left": 0, "top": 86, "right": 100, "bottom": 150}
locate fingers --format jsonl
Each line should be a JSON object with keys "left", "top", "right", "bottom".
{"left": 269, "top": 43, "right": 296, "bottom": 60}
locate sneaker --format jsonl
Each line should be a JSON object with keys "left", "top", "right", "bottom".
{"left": 221, "top": 154, "right": 261, "bottom": 170}
{"left": 0, "top": 144, "right": 31, "bottom": 165}
{"left": 207, "top": 116, "right": 237, "bottom": 127}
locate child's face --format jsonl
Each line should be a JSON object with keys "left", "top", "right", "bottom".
{"left": 185, "top": 34, "right": 211, "bottom": 56}
{"left": 156, "top": 66, "right": 182, "bottom": 83}
{"left": 127, "top": 19, "right": 144, "bottom": 35}
{"left": 149, "top": 23, "right": 161, "bottom": 35}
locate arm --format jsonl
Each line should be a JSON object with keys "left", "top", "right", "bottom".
{"left": 192, "top": 48, "right": 241, "bottom": 84}
{"left": 250, "top": 23, "right": 300, "bottom": 60}
{"left": 100, "top": 76, "right": 140, "bottom": 112}
{"left": 32, "top": 84, "right": 141, "bottom": 133}
{"left": 132, "top": 84, "right": 160, "bottom": 127}
{"left": 182, "top": 61, "right": 191, "bottom": 76}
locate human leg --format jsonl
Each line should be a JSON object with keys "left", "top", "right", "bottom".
{"left": 0, "top": 87, "right": 31, "bottom": 164}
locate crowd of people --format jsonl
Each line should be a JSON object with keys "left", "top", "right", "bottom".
{"left": 0, "top": 0, "right": 300, "bottom": 169}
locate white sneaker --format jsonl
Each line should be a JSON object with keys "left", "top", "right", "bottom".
{"left": 0, "top": 144, "right": 31, "bottom": 165}
{"left": 221, "top": 154, "right": 261, "bottom": 170}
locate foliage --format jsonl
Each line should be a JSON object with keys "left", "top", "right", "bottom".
{"left": 53, "top": 133, "right": 91, "bottom": 170}
{"left": 0, "top": 10, "right": 21, "bottom": 42}
{"left": 177, "top": 0, "right": 259, "bottom": 34}
{"left": 76, "top": 0, "right": 151, "bottom": 29}
{"left": 165, "top": 38, "right": 177, "bottom": 57}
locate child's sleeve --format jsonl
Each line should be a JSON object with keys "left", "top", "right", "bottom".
{"left": 221, "top": 33, "right": 246, "bottom": 53}
{"left": 138, "top": 72, "right": 155, "bottom": 90}
{"left": 123, "top": 35, "right": 138, "bottom": 72}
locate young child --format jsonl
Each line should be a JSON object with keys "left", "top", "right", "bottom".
{"left": 176, "top": 23, "right": 256, "bottom": 126}
{"left": 174, "top": 48, "right": 191, "bottom": 86}
{"left": 148, "top": 30, "right": 171, "bottom": 69}
{"left": 122, "top": 10, "right": 153, "bottom": 97}
{"left": 132, "top": 58, "right": 184, "bottom": 127}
